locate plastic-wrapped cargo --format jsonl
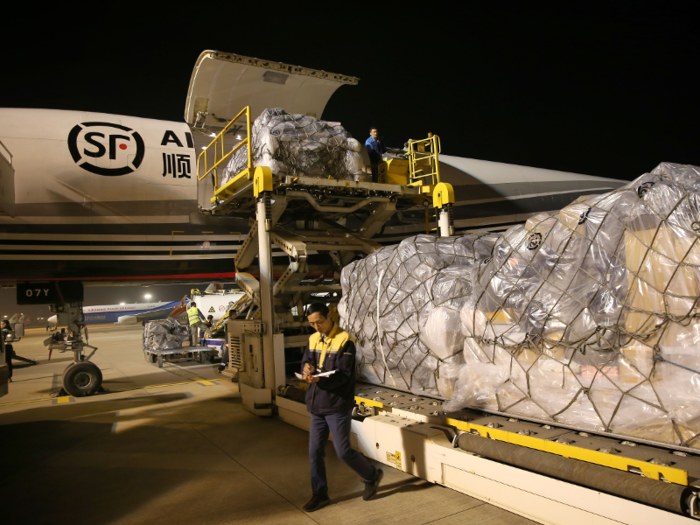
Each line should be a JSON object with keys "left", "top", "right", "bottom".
{"left": 221, "top": 108, "right": 364, "bottom": 185}
{"left": 338, "top": 233, "right": 498, "bottom": 395}
{"left": 339, "top": 162, "right": 700, "bottom": 449}
{"left": 143, "top": 318, "right": 186, "bottom": 351}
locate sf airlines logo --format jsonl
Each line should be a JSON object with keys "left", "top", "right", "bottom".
{"left": 67, "top": 122, "right": 145, "bottom": 176}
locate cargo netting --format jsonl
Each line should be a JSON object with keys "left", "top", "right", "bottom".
{"left": 143, "top": 318, "right": 186, "bottom": 352}
{"left": 221, "top": 108, "right": 364, "bottom": 185}
{"left": 339, "top": 162, "right": 700, "bottom": 448}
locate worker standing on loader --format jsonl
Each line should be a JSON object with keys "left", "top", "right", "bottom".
{"left": 300, "top": 303, "right": 383, "bottom": 512}
{"left": 187, "top": 302, "right": 210, "bottom": 342}
{"left": 365, "top": 127, "right": 387, "bottom": 183}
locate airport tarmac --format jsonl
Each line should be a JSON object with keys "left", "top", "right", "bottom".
{"left": 0, "top": 325, "right": 535, "bottom": 524}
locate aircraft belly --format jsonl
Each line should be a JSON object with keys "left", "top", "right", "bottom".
{"left": 6, "top": 200, "right": 197, "bottom": 218}
{"left": 0, "top": 219, "right": 252, "bottom": 280}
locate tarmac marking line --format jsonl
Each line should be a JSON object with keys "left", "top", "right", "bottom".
{"left": 0, "top": 396, "right": 56, "bottom": 407}
{"left": 0, "top": 378, "right": 225, "bottom": 407}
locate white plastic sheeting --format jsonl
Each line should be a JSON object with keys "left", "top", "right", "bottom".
{"left": 339, "top": 233, "right": 497, "bottom": 396}
{"left": 339, "top": 163, "right": 700, "bottom": 449}
{"left": 221, "top": 108, "right": 364, "bottom": 185}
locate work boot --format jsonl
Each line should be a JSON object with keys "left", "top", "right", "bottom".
{"left": 363, "top": 468, "right": 383, "bottom": 501}
{"left": 302, "top": 494, "right": 330, "bottom": 512}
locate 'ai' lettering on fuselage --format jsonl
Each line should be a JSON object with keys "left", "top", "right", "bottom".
{"left": 161, "top": 130, "right": 194, "bottom": 178}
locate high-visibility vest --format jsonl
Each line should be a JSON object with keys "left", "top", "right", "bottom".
{"left": 187, "top": 306, "right": 201, "bottom": 325}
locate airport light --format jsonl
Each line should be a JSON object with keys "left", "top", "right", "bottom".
{"left": 144, "top": 294, "right": 152, "bottom": 300}
{"left": 119, "top": 302, "right": 125, "bottom": 305}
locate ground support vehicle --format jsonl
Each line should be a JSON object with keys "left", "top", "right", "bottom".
{"left": 144, "top": 344, "right": 213, "bottom": 368}
{"left": 143, "top": 319, "right": 215, "bottom": 368}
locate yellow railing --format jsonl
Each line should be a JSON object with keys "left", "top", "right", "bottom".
{"left": 407, "top": 134, "right": 441, "bottom": 188}
{"left": 197, "top": 106, "right": 252, "bottom": 193}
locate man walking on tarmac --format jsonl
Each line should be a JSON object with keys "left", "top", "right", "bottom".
{"left": 301, "top": 303, "right": 383, "bottom": 512}
{"left": 187, "top": 302, "right": 210, "bottom": 342}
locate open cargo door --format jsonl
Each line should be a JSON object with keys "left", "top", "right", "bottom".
{"left": 184, "top": 50, "right": 358, "bottom": 132}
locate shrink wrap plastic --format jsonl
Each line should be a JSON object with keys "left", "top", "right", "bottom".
{"left": 340, "top": 163, "right": 700, "bottom": 449}
{"left": 221, "top": 108, "right": 364, "bottom": 184}
{"left": 143, "top": 318, "right": 186, "bottom": 351}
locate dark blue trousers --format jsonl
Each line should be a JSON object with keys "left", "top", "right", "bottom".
{"left": 309, "top": 411, "right": 377, "bottom": 496}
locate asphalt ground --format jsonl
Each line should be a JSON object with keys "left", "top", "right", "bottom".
{"left": 0, "top": 325, "right": 535, "bottom": 524}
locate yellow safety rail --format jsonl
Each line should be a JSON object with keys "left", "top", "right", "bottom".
{"left": 407, "top": 134, "right": 441, "bottom": 190}
{"left": 197, "top": 106, "right": 253, "bottom": 198}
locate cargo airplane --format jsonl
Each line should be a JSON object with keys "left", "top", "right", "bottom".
{"left": 0, "top": 49, "right": 624, "bottom": 397}
{"left": 0, "top": 49, "right": 623, "bottom": 284}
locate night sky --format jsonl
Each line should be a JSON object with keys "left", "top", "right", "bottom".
{"left": 2, "top": 6, "right": 697, "bottom": 181}
{"left": 1, "top": 6, "right": 698, "bottom": 315}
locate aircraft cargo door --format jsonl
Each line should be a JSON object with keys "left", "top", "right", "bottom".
{"left": 184, "top": 50, "right": 358, "bottom": 129}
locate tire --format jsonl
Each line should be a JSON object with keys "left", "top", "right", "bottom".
{"left": 157, "top": 355, "right": 164, "bottom": 368}
{"left": 63, "top": 362, "right": 102, "bottom": 397}
{"left": 199, "top": 352, "right": 208, "bottom": 364}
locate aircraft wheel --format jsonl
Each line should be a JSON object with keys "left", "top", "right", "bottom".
{"left": 63, "top": 362, "right": 102, "bottom": 397}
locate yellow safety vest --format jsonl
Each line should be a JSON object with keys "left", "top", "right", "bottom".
{"left": 308, "top": 324, "right": 354, "bottom": 370}
{"left": 187, "top": 306, "right": 201, "bottom": 325}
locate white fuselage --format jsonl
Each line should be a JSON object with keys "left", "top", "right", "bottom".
{"left": 0, "top": 108, "right": 197, "bottom": 224}
{"left": 0, "top": 107, "right": 624, "bottom": 283}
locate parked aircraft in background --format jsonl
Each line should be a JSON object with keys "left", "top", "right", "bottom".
{"left": 47, "top": 300, "right": 185, "bottom": 326}
{"left": 4, "top": 313, "right": 28, "bottom": 325}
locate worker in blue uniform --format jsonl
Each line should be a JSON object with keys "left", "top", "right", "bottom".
{"left": 365, "top": 127, "right": 387, "bottom": 183}
{"left": 300, "top": 303, "right": 383, "bottom": 512}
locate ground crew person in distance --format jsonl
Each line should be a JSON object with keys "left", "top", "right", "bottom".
{"left": 2, "top": 319, "right": 15, "bottom": 382}
{"left": 365, "top": 127, "right": 387, "bottom": 183}
{"left": 300, "top": 303, "right": 383, "bottom": 512}
{"left": 187, "top": 302, "right": 210, "bottom": 341}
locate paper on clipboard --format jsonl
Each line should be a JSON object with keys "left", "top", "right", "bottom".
{"left": 295, "top": 370, "right": 337, "bottom": 380}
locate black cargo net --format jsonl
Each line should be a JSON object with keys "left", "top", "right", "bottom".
{"left": 340, "top": 163, "right": 700, "bottom": 448}
{"left": 143, "top": 318, "right": 185, "bottom": 352}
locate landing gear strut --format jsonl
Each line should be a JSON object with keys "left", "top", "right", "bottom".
{"left": 45, "top": 302, "right": 103, "bottom": 397}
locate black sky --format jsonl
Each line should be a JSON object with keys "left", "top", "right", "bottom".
{"left": 1, "top": 6, "right": 698, "bottom": 182}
